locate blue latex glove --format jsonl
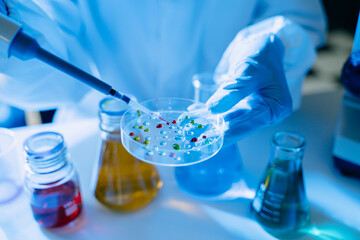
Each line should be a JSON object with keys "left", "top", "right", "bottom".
{"left": 207, "top": 16, "right": 318, "bottom": 144}
{"left": 208, "top": 34, "right": 292, "bottom": 144}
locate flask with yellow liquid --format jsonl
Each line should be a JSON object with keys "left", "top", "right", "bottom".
{"left": 93, "top": 98, "right": 162, "bottom": 211}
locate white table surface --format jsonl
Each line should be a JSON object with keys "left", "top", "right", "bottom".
{"left": 1, "top": 90, "right": 360, "bottom": 240}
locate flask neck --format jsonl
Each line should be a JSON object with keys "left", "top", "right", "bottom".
{"left": 24, "top": 132, "right": 68, "bottom": 174}
{"left": 269, "top": 131, "right": 306, "bottom": 172}
{"left": 99, "top": 98, "right": 128, "bottom": 132}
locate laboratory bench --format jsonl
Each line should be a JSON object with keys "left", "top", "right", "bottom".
{"left": 1, "top": 89, "right": 360, "bottom": 240}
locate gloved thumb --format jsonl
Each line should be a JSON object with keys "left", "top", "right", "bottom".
{"left": 206, "top": 77, "right": 257, "bottom": 114}
{"left": 207, "top": 58, "right": 267, "bottom": 114}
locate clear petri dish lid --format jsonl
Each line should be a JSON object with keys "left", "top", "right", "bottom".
{"left": 120, "top": 98, "right": 225, "bottom": 166}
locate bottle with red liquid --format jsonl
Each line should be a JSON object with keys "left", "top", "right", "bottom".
{"left": 23, "top": 132, "right": 82, "bottom": 228}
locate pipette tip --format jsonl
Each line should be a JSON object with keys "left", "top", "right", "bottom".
{"left": 111, "top": 90, "right": 131, "bottom": 104}
{"left": 111, "top": 90, "right": 169, "bottom": 123}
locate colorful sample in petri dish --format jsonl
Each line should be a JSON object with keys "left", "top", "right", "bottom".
{"left": 121, "top": 98, "right": 225, "bottom": 166}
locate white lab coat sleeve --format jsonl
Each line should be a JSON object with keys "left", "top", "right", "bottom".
{"left": 248, "top": 0, "right": 327, "bottom": 110}
{"left": 0, "top": 0, "right": 91, "bottom": 111}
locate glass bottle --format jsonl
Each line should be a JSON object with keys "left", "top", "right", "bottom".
{"left": 252, "top": 131, "right": 310, "bottom": 235}
{"left": 333, "top": 50, "right": 360, "bottom": 176}
{"left": 93, "top": 98, "right": 162, "bottom": 211}
{"left": 175, "top": 73, "right": 243, "bottom": 196}
{"left": 23, "top": 132, "right": 82, "bottom": 228}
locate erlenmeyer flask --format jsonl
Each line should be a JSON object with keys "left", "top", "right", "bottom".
{"left": 93, "top": 98, "right": 162, "bottom": 211}
{"left": 175, "top": 73, "right": 243, "bottom": 196}
{"left": 252, "top": 131, "right": 310, "bottom": 234}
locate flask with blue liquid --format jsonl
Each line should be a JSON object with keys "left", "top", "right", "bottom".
{"left": 251, "top": 131, "right": 310, "bottom": 236}
{"left": 332, "top": 50, "right": 360, "bottom": 177}
{"left": 175, "top": 73, "right": 243, "bottom": 196}
{"left": 332, "top": 12, "right": 360, "bottom": 176}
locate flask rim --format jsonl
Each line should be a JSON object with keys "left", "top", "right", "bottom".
{"left": 24, "top": 132, "right": 64, "bottom": 156}
{"left": 272, "top": 131, "right": 305, "bottom": 152}
{"left": 99, "top": 97, "right": 128, "bottom": 117}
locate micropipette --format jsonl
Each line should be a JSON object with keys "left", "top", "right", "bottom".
{"left": 0, "top": 15, "right": 161, "bottom": 118}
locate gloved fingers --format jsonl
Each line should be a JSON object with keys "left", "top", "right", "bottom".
{"left": 223, "top": 108, "right": 271, "bottom": 146}
{"left": 220, "top": 96, "right": 273, "bottom": 145}
{"left": 223, "top": 76, "right": 255, "bottom": 90}
{"left": 206, "top": 86, "right": 254, "bottom": 115}
{"left": 178, "top": 103, "right": 212, "bottom": 124}
{"left": 186, "top": 102, "right": 208, "bottom": 112}
{"left": 222, "top": 58, "right": 272, "bottom": 91}
{"left": 218, "top": 94, "right": 265, "bottom": 122}
{"left": 211, "top": 92, "right": 292, "bottom": 146}
{"left": 207, "top": 72, "right": 261, "bottom": 114}
{"left": 184, "top": 103, "right": 221, "bottom": 124}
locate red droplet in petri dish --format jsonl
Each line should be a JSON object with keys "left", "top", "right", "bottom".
{"left": 202, "top": 135, "right": 207, "bottom": 139}
{"left": 129, "top": 132, "right": 134, "bottom": 136}
{"left": 156, "top": 124, "right": 163, "bottom": 128}
{"left": 172, "top": 120, "right": 177, "bottom": 124}
{"left": 190, "top": 137, "right": 198, "bottom": 142}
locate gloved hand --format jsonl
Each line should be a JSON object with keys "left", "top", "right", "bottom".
{"left": 207, "top": 15, "right": 318, "bottom": 144}
{"left": 207, "top": 33, "right": 292, "bottom": 144}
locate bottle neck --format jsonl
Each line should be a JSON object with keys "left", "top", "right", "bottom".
{"left": 99, "top": 111, "right": 122, "bottom": 133}
{"left": 99, "top": 98, "right": 128, "bottom": 133}
{"left": 269, "top": 131, "right": 306, "bottom": 172}
{"left": 270, "top": 146, "right": 303, "bottom": 171}
{"left": 24, "top": 132, "right": 69, "bottom": 174}
{"left": 27, "top": 147, "right": 68, "bottom": 174}
{"left": 272, "top": 145, "right": 304, "bottom": 160}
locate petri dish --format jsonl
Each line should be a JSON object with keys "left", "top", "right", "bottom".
{"left": 120, "top": 98, "right": 225, "bottom": 166}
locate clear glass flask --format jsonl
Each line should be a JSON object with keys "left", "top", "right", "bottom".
{"left": 175, "top": 73, "right": 243, "bottom": 196}
{"left": 252, "top": 131, "right": 310, "bottom": 235}
{"left": 24, "top": 132, "right": 82, "bottom": 228}
{"left": 93, "top": 98, "right": 162, "bottom": 211}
